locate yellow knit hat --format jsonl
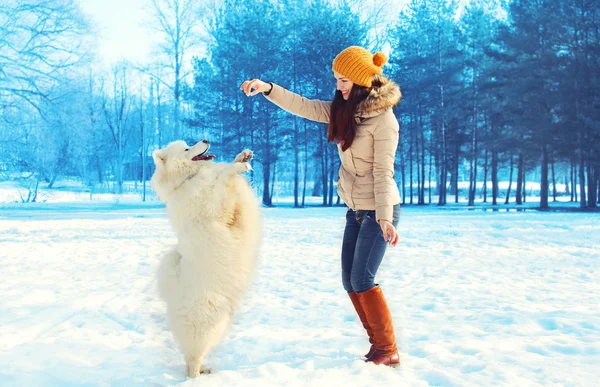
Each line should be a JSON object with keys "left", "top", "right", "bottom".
{"left": 332, "top": 46, "right": 388, "bottom": 87}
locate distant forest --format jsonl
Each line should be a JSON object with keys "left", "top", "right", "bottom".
{"left": 1, "top": 0, "right": 598, "bottom": 209}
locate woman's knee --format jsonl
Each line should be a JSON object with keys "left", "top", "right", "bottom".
{"left": 342, "top": 275, "right": 354, "bottom": 293}
{"left": 350, "top": 276, "right": 375, "bottom": 294}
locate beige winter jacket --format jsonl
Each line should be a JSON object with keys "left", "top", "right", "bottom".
{"left": 264, "top": 76, "right": 402, "bottom": 222}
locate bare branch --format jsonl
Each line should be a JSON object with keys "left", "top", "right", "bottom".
{"left": 0, "top": 0, "right": 91, "bottom": 111}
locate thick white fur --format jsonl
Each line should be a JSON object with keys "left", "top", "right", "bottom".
{"left": 151, "top": 140, "right": 261, "bottom": 377}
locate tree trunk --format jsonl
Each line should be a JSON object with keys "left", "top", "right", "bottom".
{"left": 269, "top": 158, "right": 276, "bottom": 204}
{"left": 174, "top": 82, "right": 181, "bottom": 140}
{"left": 483, "top": 149, "right": 489, "bottom": 203}
{"left": 262, "top": 159, "right": 272, "bottom": 206}
{"left": 141, "top": 94, "right": 146, "bottom": 202}
{"left": 540, "top": 144, "right": 549, "bottom": 209}
{"left": 449, "top": 161, "right": 457, "bottom": 200}
{"left": 597, "top": 165, "right": 600, "bottom": 204}
{"left": 578, "top": 133, "right": 587, "bottom": 208}
{"left": 400, "top": 135, "right": 406, "bottom": 204}
{"left": 140, "top": 81, "right": 150, "bottom": 201}
{"left": 248, "top": 98, "right": 256, "bottom": 190}
{"left": 292, "top": 38, "right": 300, "bottom": 208}
{"left": 95, "top": 154, "right": 103, "bottom": 184}
{"left": 48, "top": 174, "right": 58, "bottom": 189}
{"left": 294, "top": 116, "right": 299, "bottom": 207}
{"left": 437, "top": 128, "right": 448, "bottom": 206}
{"left": 571, "top": 159, "right": 576, "bottom": 202}
{"left": 468, "top": 58, "right": 478, "bottom": 207}
{"left": 156, "top": 80, "right": 163, "bottom": 147}
{"left": 505, "top": 156, "right": 513, "bottom": 204}
{"left": 301, "top": 121, "right": 308, "bottom": 207}
{"left": 454, "top": 137, "right": 459, "bottom": 203}
{"left": 468, "top": 128, "right": 478, "bottom": 206}
{"left": 420, "top": 117, "right": 426, "bottom": 205}
{"left": 416, "top": 111, "right": 422, "bottom": 204}
{"left": 409, "top": 115, "right": 414, "bottom": 204}
{"left": 262, "top": 105, "right": 272, "bottom": 207}
{"left": 437, "top": 40, "right": 447, "bottom": 206}
{"left": 522, "top": 170, "right": 527, "bottom": 203}
{"left": 551, "top": 158, "right": 557, "bottom": 202}
{"left": 574, "top": 161, "right": 578, "bottom": 202}
{"left": 491, "top": 149, "right": 498, "bottom": 205}
{"left": 516, "top": 154, "right": 524, "bottom": 205}
{"left": 588, "top": 160, "right": 597, "bottom": 208}
{"left": 321, "top": 136, "right": 328, "bottom": 205}
{"left": 597, "top": 164, "right": 600, "bottom": 204}
{"left": 28, "top": 175, "right": 41, "bottom": 203}
{"left": 328, "top": 148, "right": 335, "bottom": 206}
{"left": 428, "top": 139, "right": 433, "bottom": 204}
{"left": 118, "top": 137, "right": 124, "bottom": 195}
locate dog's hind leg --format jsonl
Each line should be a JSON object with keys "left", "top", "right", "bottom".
{"left": 182, "top": 311, "right": 234, "bottom": 377}
{"left": 182, "top": 335, "right": 212, "bottom": 377}
{"left": 185, "top": 354, "right": 211, "bottom": 377}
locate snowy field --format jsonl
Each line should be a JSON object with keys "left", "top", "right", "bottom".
{"left": 0, "top": 204, "right": 599, "bottom": 386}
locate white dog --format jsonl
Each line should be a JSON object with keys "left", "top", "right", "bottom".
{"left": 151, "top": 139, "right": 261, "bottom": 377}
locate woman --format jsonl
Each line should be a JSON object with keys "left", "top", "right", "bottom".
{"left": 240, "top": 46, "right": 402, "bottom": 367}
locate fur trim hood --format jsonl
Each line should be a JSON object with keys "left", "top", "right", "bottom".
{"left": 356, "top": 75, "right": 402, "bottom": 117}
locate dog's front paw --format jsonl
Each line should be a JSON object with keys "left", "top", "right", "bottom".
{"left": 234, "top": 149, "right": 253, "bottom": 163}
{"left": 235, "top": 162, "right": 252, "bottom": 173}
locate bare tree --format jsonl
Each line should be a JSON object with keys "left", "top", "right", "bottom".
{"left": 0, "top": 0, "right": 91, "bottom": 195}
{"left": 139, "top": 76, "right": 155, "bottom": 202}
{"left": 146, "top": 0, "right": 202, "bottom": 140}
{"left": 101, "top": 63, "right": 134, "bottom": 194}
{"left": 0, "top": 0, "right": 90, "bottom": 114}
{"left": 2, "top": 91, "right": 83, "bottom": 201}
{"left": 81, "top": 64, "right": 113, "bottom": 197}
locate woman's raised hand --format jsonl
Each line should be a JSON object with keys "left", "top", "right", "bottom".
{"left": 240, "top": 79, "right": 271, "bottom": 97}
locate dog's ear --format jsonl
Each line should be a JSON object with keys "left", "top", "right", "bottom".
{"left": 153, "top": 149, "right": 167, "bottom": 167}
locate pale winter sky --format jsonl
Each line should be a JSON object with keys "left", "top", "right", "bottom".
{"left": 78, "top": 0, "right": 408, "bottom": 66}
{"left": 78, "top": 0, "right": 153, "bottom": 65}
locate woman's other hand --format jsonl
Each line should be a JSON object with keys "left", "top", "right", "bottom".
{"left": 240, "top": 79, "right": 271, "bottom": 96}
{"left": 379, "top": 220, "right": 399, "bottom": 246}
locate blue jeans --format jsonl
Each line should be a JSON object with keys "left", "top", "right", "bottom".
{"left": 341, "top": 204, "right": 400, "bottom": 293}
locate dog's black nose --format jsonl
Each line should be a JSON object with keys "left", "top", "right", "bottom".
{"left": 202, "top": 139, "right": 209, "bottom": 144}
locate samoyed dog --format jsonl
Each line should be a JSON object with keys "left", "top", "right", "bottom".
{"left": 151, "top": 139, "right": 261, "bottom": 377}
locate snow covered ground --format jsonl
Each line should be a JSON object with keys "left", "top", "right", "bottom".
{"left": 0, "top": 204, "right": 598, "bottom": 386}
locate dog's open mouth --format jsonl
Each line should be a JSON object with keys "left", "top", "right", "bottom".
{"left": 191, "top": 143, "right": 215, "bottom": 161}
{"left": 192, "top": 153, "right": 215, "bottom": 161}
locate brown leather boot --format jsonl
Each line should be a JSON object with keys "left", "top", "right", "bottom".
{"left": 356, "top": 286, "right": 400, "bottom": 368}
{"left": 348, "top": 292, "right": 375, "bottom": 359}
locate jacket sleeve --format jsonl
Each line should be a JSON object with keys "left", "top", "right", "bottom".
{"left": 373, "top": 110, "right": 400, "bottom": 223}
{"left": 263, "top": 83, "right": 331, "bottom": 124}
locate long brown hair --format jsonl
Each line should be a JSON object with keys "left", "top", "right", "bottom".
{"left": 327, "top": 84, "right": 370, "bottom": 151}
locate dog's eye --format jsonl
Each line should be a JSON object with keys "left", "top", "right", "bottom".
{"left": 185, "top": 148, "right": 189, "bottom": 151}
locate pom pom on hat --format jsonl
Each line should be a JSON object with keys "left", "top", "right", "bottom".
{"left": 332, "top": 46, "right": 388, "bottom": 87}
{"left": 373, "top": 52, "right": 388, "bottom": 67}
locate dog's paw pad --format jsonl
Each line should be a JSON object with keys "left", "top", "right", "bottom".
{"left": 234, "top": 150, "right": 253, "bottom": 163}
{"left": 241, "top": 150, "right": 253, "bottom": 162}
